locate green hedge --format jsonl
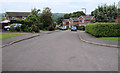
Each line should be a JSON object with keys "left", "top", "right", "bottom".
{"left": 78, "top": 26, "right": 85, "bottom": 30}
{"left": 85, "top": 23, "right": 120, "bottom": 37}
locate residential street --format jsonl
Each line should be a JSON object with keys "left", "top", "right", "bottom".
{"left": 2, "top": 30, "right": 118, "bottom": 71}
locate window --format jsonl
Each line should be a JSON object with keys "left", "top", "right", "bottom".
{"left": 82, "top": 20, "right": 84, "bottom": 23}
{"left": 11, "top": 17, "right": 16, "bottom": 19}
{"left": 80, "top": 20, "right": 82, "bottom": 22}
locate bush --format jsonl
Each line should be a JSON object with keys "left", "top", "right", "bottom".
{"left": 85, "top": 23, "right": 120, "bottom": 37}
{"left": 78, "top": 26, "right": 85, "bottom": 30}
{"left": 31, "top": 25, "right": 39, "bottom": 33}
{"left": 42, "top": 27, "right": 49, "bottom": 31}
{"left": 21, "top": 24, "right": 27, "bottom": 31}
{"left": 49, "top": 26, "right": 55, "bottom": 31}
{"left": 27, "top": 27, "right": 32, "bottom": 32}
{"left": 10, "top": 25, "right": 15, "bottom": 32}
{"left": 15, "top": 26, "right": 21, "bottom": 32}
{"left": 37, "top": 23, "right": 43, "bottom": 30}
{"left": 10, "top": 19, "right": 25, "bottom": 24}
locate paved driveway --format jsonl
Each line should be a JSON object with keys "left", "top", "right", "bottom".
{"left": 2, "top": 30, "right": 118, "bottom": 71}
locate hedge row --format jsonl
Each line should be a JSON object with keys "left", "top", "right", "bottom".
{"left": 85, "top": 23, "right": 120, "bottom": 37}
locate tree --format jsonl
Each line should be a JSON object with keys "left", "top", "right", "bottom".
{"left": 25, "top": 8, "right": 41, "bottom": 26}
{"left": 64, "top": 13, "right": 71, "bottom": 19}
{"left": 39, "top": 7, "right": 53, "bottom": 28}
{"left": 56, "top": 17, "right": 64, "bottom": 24}
{"left": 24, "top": 8, "right": 41, "bottom": 32}
{"left": 91, "top": 4, "right": 118, "bottom": 22}
{"left": 63, "top": 11, "right": 86, "bottom": 19}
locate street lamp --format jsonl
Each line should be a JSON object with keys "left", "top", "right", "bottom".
{"left": 82, "top": 8, "right": 86, "bottom": 15}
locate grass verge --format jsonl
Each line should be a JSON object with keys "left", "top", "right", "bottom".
{"left": 0, "top": 34, "right": 24, "bottom": 40}
{"left": 100, "top": 37, "right": 120, "bottom": 41}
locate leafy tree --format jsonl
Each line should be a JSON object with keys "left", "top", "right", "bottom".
{"left": 64, "top": 13, "right": 70, "bottom": 19}
{"left": 56, "top": 17, "right": 64, "bottom": 24}
{"left": 39, "top": 7, "right": 53, "bottom": 28}
{"left": 24, "top": 8, "right": 41, "bottom": 32}
{"left": 91, "top": 4, "right": 118, "bottom": 22}
{"left": 63, "top": 11, "right": 85, "bottom": 19}
{"left": 0, "top": 17, "right": 6, "bottom": 21}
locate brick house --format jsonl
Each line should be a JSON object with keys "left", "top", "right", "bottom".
{"left": 6, "top": 12, "right": 31, "bottom": 21}
{"left": 62, "top": 16, "right": 94, "bottom": 28}
{"left": 115, "top": 16, "right": 120, "bottom": 23}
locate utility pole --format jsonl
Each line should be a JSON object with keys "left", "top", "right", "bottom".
{"left": 82, "top": 8, "right": 86, "bottom": 15}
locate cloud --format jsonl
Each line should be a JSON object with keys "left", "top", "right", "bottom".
{"left": 0, "top": 0, "right": 119, "bottom": 14}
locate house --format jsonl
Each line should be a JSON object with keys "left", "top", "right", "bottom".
{"left": 115, "top": 16, "right": 120, "bottom": 23}
{"left": 62, "top": 16, "right": 94, "bottom": 28}
{"left": 62, "top": 19, "right": 69, "bottom": 28}
{"left": 6, "top": 12, "right": 31, "bottom": 21}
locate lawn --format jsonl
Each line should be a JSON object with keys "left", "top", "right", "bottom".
{"left": 100, "top": 37, "right": 120, "bottom": 41}
{"left": 0, "top": 34, "right": 24, "bottom": 40}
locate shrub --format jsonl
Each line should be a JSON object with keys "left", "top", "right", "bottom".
{"left": 10, "top": 25, "right": 15, "bottom": 32}
{"left": 49, "top": 26, "right": 55, "bottom": 31}
{"left": 42, "top": 27, "right": 49, "bottom": 31}
{"left": 27, "top": 27, "right": 33, "bottom": 32}
{"left": 85, "top": 23, "right": 120, "bottom": 37}
{"left": 21, "top": 24, "right": 27, "bottom": 31}
{"left": 15, "top": 26, "right": 21, "bottom": 32}
{"left": 36, "top": 23, "right": 43, "bottom": 30}
{"left": 78, "top": 26, "right": 85, "bottom": 30}
{"left": 31, "top": 25, "right": 39, "bottom": 33}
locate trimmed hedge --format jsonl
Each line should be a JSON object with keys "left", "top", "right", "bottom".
{"left": 85, "top": 23, "right": 120, "bottom": 37}
{"left": 78, "top": 26, "right": 85, "bottom": 30}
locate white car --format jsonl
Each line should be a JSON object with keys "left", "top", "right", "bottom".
{"left": 4, "top": 23, "right": 22, "bottom": 31}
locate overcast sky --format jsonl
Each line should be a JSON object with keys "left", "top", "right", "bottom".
{"left": 0, "top": 0, "right": 119, "bottom": 14}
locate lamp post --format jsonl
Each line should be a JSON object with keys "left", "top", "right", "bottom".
{"left": 82, "top": 8, "right": 86, "bottom": 15}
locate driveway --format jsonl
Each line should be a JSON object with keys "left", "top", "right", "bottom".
{"left": 2, "top": 30, "right": 118, "bottom": 71}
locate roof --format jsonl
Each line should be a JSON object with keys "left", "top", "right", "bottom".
{"left": 6, "top": 12, "right": 31, "bottom": 17}
{"left": 0, "top": 20, "right": 10, "bottom": 23}
{"left": 83, "top": 16, "right": 94, "bottom": 20}
{"left": 62, "top": 19, "right": 69, "bottom": 22}
{"left": 70, "top": 18, "right": 78, "bottom": 21}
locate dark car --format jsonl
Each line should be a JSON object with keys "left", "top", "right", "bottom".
{"left": 71, "top": 26, "right": 77, "bottom": 31}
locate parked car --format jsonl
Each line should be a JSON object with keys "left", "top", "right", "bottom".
{"left": 4, "top": 23, "right": 22, "bottom": 31}
{"left": 71, "top": 26, "right": 77, "bottom": 31}
{"left": 58, "top": 27, "right": 67, "bottom": 30}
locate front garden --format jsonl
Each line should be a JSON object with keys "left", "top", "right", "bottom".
{"left": 85, "top": 23, "right": 120, "bottom": 41}
{"left": 0, "top": 34, "right": 24, "bottom": 39}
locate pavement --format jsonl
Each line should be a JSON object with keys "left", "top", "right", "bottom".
{"left": 2, "top": 30, "right": 59, "bottom": 47}
{"left": 77, "top": 31, "right": 119, "bottom": 48}
{"left": 2, "top": 30, "right": 118, "bottom": 71}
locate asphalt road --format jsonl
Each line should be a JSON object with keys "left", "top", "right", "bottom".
{"left": 2, "top": 30, "right": 118, "bottom": 71}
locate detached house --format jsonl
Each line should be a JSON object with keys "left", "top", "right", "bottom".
{"left": 115, "top": 16, "right": 120, "bottom": 23}
{"left": 62, "top": 16, "right": 94, "bottom": 28}
{"left": 6, "top": 12, "right": 31, "bottom": 21}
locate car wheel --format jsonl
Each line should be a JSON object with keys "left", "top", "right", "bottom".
{"left": 7, "top": 28, "right": 10, "bottom": 31}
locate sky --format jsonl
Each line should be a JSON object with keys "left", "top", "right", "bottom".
{"left": 0, "top": 0, "right": 120, "bottom": 14}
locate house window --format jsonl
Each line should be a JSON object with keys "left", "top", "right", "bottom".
{"left": 82, "top": 20, "right": 84, "bottom": 23}
{"left": 80, "top": 20, "right": 82, "bottom": 22}
{"left": 11, "top": 17, "right": 16, "bottom": 19}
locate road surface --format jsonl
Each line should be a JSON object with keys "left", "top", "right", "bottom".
{"left": 2, "top": 30, "right": 118, "bottom": 71}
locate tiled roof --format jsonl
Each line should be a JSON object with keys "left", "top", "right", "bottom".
{"left": 83, "top": 16, "right": 93, "bottom": 20}
{"left": 70, "top": 18, "right": 78, "bottom": 21}
{"left": 62, "top": 19, "right": 69, "bottom": 22}
{"left": 6, "top": 12, "right": 31, "bottom": 17}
